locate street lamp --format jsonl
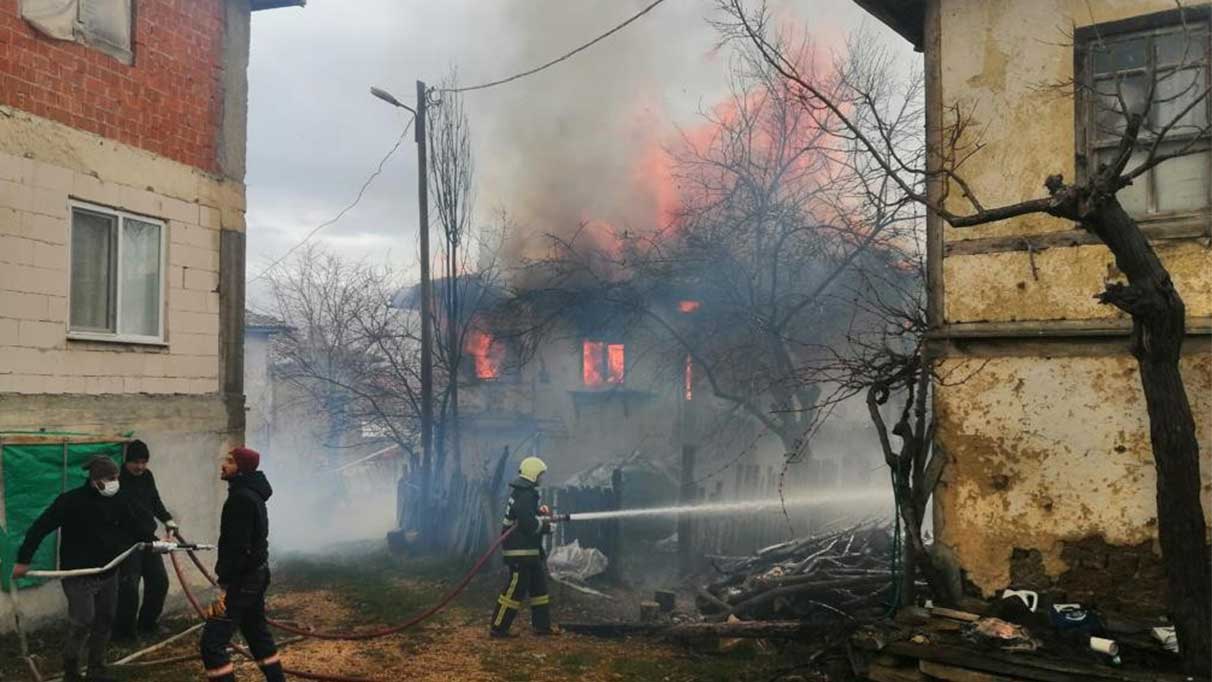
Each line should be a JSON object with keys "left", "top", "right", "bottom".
{"left": 372, "top": 82, "right": 433, "bottom": 529}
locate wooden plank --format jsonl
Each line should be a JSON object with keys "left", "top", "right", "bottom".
{"left": 921, "top": 660, "right": 1024, "bottom": 682}
{"left": 868, "top": 661, "right": 928, "bottom": 682}
{"left": 943, "top": 220, "right": 1208, "bottom": 257}
{"left": 929, "top": 317, "right": 1212, "bottom": 340}
{"left": 885, "top": 642, "right": 1193, "bottom": 682}
{"left": 929, "top": 606, "right": 982, "bottom": 622}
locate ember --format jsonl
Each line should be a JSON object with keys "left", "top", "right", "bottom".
{"left": 677, "top": 300, "right": 701, "bottom": 313}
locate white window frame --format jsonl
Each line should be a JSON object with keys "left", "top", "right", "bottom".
{"left": 66, "top": 200, "right": 168, "bottom": 346}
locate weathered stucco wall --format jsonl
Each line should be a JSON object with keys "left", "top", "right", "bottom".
{"left": 930, "top": 0, "right": 1212, "bottom": 610}
{"left": 932, "top": 353, "right": 1212, "bottom": 610}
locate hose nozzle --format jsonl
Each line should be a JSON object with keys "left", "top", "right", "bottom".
{"left": 546, "top": 512, "right": 571, "bottom": 523}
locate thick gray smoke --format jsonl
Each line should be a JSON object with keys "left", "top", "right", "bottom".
{"left": 471, "top": 1, "right": 727, "bottom": 262}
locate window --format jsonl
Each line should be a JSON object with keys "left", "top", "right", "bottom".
{"left": 582, "top": 340, "right": 624, "bottom": 387}
{"left": 69, "top": 203, "right": 165, "bottom": 343}
{"left": 1077, "top": 10, "right": 1211, "bottom": 219}
{"left": 21, "top": 0, "right": 133, "bottom": 64}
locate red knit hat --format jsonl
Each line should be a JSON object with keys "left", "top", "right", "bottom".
{"left": 230, "top": 447, "right": 260, "bottom": 473}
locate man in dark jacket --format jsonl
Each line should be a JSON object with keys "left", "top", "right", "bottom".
{"left": 114, "top": 439, "right": 176, "bottom": 640}
{"left": 490, "top": 456, "right": 557, "bottom": 638}
{"left": 12, "top": 455, "right": 154, "bottom": 682}
{"left": 200, "top": 446, "right": 284, "bottom": 682}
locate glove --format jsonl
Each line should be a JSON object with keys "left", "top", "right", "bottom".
{"left": 203, "top": 592, "right": 227, "bottom": 620}
{"left": 165, "top": 520, "right": 179, "bottom": 533}
{"left": 538, "top": 505, "right": 551, "bottom": 517}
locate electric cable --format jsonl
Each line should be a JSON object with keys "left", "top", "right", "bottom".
{"left": 441, "top": 0, "right": 670, "bottom": 94}
{"left": 247, "top": 115, "right": 415, "bottom": 285}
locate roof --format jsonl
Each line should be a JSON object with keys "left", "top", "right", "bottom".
{"left": 250, "top": 0, "right": 306, "bottom": 11}
{"left": 851, "top": 0, "right": 925, "bottom": 50}
{"left": 246, "top": 310, "right": 288, "bottom": 333}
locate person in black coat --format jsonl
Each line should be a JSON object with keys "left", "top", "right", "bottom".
{"left": 199, "top": 446, "right": 283, "bottom": 682}
{"left": 114, "top": 439, "right": 176, "bottom": 640}
{"left": 12, "top": 455, "right": 153, "bottom": 682}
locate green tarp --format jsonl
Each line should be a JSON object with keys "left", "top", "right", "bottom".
{"left": 1, "top": 441, "right": 125, "bottom": 590}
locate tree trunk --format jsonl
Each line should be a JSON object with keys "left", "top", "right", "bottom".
{"left": 1089, "top": 196, "right": 1210, "bottom": 675}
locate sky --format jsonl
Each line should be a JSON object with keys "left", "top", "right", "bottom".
{"left": 243, "top": 0, "right": 911, "bottom": 306}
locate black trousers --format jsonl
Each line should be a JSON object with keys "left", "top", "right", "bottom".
{"left": 61, "top": 572, "right": 118, "bottom": 674}
{"left": 490, "top": 558, "right": 551, "bottom": 633}
{"left": 115, "top": 548, "right": 169, "bottom": 635}
{"left": 200, "top": 567, "right": 283, "bottom": 681}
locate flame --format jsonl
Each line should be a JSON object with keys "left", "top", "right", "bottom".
{"left": 583, "top": 340, "right": 605, "bottom": 386}
{"left": 684, "top": 354, "right": 693, "bottom": 401}
{"left": 607, "top": 343, "right": 625, "bottom": 384}
{"left": 583, "top": 340, "right": 625, "bottom": 386}
{"left": 677, "top": 300, "right": 701, "bottom": 313}
{"left": 466, "top": 326, "right": 503, "bottom": 380}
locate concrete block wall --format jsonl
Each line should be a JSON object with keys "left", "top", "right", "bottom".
{"left": 0, "top": 146, "right": 229, "bottom": 394}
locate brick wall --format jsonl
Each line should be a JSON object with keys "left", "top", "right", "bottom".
{"left": 0, "top": 0, "right": 226, "bottom": 174}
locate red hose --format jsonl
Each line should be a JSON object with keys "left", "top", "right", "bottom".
{"left": 168, "top": 551, "right": 370, "bottom": 682}
{"left": 174, "top": 527, "right": 516, "bottom": 641}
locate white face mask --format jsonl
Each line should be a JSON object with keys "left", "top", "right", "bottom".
{"left": 99, "top": 480, "right": 120, "bottom": 497}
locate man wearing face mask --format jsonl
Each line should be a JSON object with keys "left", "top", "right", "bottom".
{"left": 11, "top": 455, "right": 153, "bottom": 682}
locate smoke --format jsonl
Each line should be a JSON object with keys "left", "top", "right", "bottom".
{"left": 473, "top": 1, "right": 726, "bottom": 263}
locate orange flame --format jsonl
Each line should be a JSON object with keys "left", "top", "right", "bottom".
{"left": 677, "top": 300, "right": 701, "bottom": 313}
{"left": 466, "top": 326, "right": 502, "bottom": 380}
{"left": 583, "top": 340, "right": 625, "bottom": 386}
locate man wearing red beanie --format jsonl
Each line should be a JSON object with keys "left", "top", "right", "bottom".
{"left": 200, "top": 447, "right": 282, "bottom": 682}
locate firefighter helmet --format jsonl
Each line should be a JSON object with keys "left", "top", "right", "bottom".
{"left": 519, "top": 456, "right": 548, "bottom": 484}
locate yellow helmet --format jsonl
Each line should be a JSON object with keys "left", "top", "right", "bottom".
{"left": 519, "top": 456, "right": 548, "bottom": 484}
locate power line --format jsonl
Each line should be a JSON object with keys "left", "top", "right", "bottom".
{"left": 442, "top": 0, "right": 670, "bottom": 94}
{"left": 247, "top": 115, "right": 415, "bottom": 284}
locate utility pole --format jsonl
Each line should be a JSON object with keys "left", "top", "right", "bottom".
{"left": 369, "top": 81, "right": 434, "bottom": 542}
{"left": 416, "top": 80, "right": 434, "bottom": 515}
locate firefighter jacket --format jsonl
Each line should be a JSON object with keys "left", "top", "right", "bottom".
{"left": 500, "top": 476, "right": 548, "bottom": 561}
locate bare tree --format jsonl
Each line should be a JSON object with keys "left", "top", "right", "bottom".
{"left": 718, "top": 1, "right": 1211, "bottom": 669}
{"left": 519, "top": 47, "right": 922, "bottom": 462}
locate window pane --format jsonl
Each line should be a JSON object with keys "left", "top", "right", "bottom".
{"left": 1154, "top": 67, "right": 1208, "bottom": 135}
{"left": 1093, "top": 37, "right": 1147, "bottom": 74}
{"left": 1155, "top": 145, "right": 1210, "bottom": 211}
{"left": 119, "top": 218, "right": 161, "bottom": 337}
{"left": 70, "top": 209, "right": 116, "bottom": 332}
{"left": 606, "top": 343, "right": 625, "bottom": 384}
{"left": 1095, "top": 74, "right": 1148, "bottom": 141}
{"left": 1156, "top": 30, "right": 1209, "bottom": 68}
{"left": 582, "top": 340, "right": 605, "bottom": 386}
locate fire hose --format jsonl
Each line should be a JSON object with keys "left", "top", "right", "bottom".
{"left": 171, "top": 525, "right": 517, "bottom": 640}
{"left": 7, "top": 525, "right": 519, "bottom": 682}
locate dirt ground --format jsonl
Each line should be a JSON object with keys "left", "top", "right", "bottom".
{"left": 1, "top": 547, "right": 811, "bottom": 682}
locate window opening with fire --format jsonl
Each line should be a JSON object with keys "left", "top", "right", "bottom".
{"left": 582, "top": 340, "right": 625, "bottom": 387}
{"left": 465, "top": 326, "right": 505, "bottom": 381}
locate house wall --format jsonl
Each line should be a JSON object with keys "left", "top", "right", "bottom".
{"left": 928, "top": 0, "right": 1212, "bottom": 610}
{"left": 0, "top": 1, "right": 251, "bottom": 629}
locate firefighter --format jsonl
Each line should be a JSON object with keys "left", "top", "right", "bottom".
{"left": 199, "top": 447, "right": 284, "bottom": 682}
{"left": 490, "top": 455, "right": 558, "bottom": 638}
{"left": 11, "top": 456, "right": 153, "bottom": 682}
{"left": 114, "top": 439, "right": 176, "bottom": 640}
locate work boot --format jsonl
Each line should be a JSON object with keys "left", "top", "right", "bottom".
{"left": 85, "top": 664, "right": 118, "bottom": 682}
{"left": 488, "top": 628, "right": 515, "bottom": 638}
{"left": 533, "top": 624, "right": 563, "bottom": 636}
{"left": 260, "top": 660, "right": 286, "bottom": 682}
{"left": 62, "top": 658, "right": 84, "bottom": 682}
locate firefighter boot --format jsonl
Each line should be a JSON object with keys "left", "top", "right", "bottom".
{"left": 530, "top": 595, "right": 560, "bottom": 635}
{"left": 62, "top": 658, "right": 84, "bottom": 682}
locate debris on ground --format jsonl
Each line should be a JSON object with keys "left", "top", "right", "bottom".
{"left": 696, "top": 522, "right": 896, "bottom": 622}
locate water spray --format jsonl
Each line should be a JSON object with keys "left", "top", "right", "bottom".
{"left": 545, "top": 488, "right": 888, "bottom": 523}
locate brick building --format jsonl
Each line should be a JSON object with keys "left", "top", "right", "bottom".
{"left": 0, "top": 0, "right": 303, "bottom": 626}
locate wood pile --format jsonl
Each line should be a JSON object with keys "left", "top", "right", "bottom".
{"left": 697, "top": 522, "right": 898, "bottom": 622}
